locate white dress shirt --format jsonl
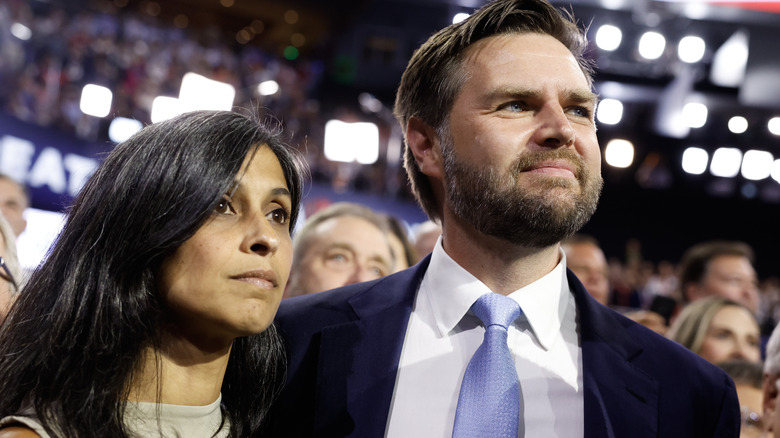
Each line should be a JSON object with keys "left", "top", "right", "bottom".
{"left": 385, "top": 237, "right": 583, "bottom": 437}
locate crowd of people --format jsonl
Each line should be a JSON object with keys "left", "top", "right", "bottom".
{"left": 0, "top": 0, "right": 406, "bottom": 202}
{"left": 0, "top": 0, "right": 323, "bottom": 139}
{"left": 0, "top": 0, "right": 777, "bottom": 437}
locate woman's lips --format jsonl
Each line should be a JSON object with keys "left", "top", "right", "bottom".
{"left": 231, "top": 269, "right": 278, "bottom": 289}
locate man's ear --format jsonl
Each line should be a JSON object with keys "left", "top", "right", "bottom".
{"left": 406, "top": 116, "right": 443, "bottom": 179}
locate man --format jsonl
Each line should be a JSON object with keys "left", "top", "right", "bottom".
{"left": 266, "top": 1, "right": 739, "bottom": 436}
{"left": 678, "top": 240, "right": 760, "bottom": 315}
{"left": 284, "top": 202, "right": 395, "bottom": 298}
{"left": 562, "top": 234, "right": 610, "bottom": 305}
{"left": 0, "top": 175, "right": 28, "bottom": 237}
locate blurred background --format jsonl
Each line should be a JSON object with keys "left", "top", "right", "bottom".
{"left": 2, "top": 0, "right": 780, "bottom": 279}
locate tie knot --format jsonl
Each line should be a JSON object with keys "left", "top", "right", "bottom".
{"left": 470, "top": 293, "right": 523, "bottom": 329}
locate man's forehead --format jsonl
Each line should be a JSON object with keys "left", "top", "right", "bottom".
{"left": 461, "top": 33, "right": 591, "bottom": 91}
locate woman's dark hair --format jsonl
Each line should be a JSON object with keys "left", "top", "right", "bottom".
{"left": 0, "top": 110, "right": 306, "bottom": 437}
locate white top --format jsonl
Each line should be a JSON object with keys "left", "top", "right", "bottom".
{"left": 0, "top": 394, "right": 229, "bottom": 438}
{"left": 125, "top": 394, "right": 229, "bottom": 437}
{"left": 385, "top": 237, "right": 584, "bottom": 438}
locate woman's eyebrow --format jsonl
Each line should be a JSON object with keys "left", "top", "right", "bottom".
{"left": 228, "top": 183, "right": 291, "bottom": 201}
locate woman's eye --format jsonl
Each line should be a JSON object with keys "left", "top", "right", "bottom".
{"left": 267, "top": 207, "right": 290, "bottom": 225}
{"left": 214, "top": 196, "right": 235, "bottom": 215}
{"left": 712, "top": 330, "right": 732, "bottom": 340}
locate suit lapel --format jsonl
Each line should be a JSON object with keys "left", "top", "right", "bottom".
{"left": 570, "top": 271, "right": 659, "bottom": 438}
{"left": 313, "top": 257, "right": 430, "bottom": 437}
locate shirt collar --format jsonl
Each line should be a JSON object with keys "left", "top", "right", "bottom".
{"left": 423, "top": 236, "right": 570, "bottom": 351}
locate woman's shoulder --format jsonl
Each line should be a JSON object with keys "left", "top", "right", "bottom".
{"left": 0, "top": 426, "right": 41, "bottom": 437}
{"left": 0, "top": 416, "right": 46, "bottom": 438}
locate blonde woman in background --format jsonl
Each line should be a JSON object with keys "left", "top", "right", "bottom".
{"left": 668, "top": 296, "right": 761, "bottom": 365}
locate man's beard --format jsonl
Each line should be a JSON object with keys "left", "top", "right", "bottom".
{"left": 442, "top": 141, "right": 603, "bottom": 248}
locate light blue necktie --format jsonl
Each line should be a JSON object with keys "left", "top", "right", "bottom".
{"left": 452, "top": 293, "right": 523, "bottom": 438}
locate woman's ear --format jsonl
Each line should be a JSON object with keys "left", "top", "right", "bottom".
{"left": 406, "top": 117, "right": 443, "bottom": 179}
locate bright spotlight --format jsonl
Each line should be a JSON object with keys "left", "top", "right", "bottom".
{"left": 595, "top": 24, "right": 622, "bottom": 51}
{"left": 79, "top": 84, "right": 113, "bottom": 118}
{"left": 682, "top": 147, "right": 708, "bottom": 175}
{"left": 108, "top": 117, "right": 143, "bottom": 143}
{"left": 596, "top": 98, "right": 623, "bottom": 125}
{"left": 452, "top": 13, "right": 470, "bottom": 24}
{"left": 257, "top": 80, "right": 279, "bottom": 96}
{"left": 741, "top": 150, "right": 773, "bottom": 181}
{"left": 682, "top": 102, "right": 708, "bottom": 128}
{"left": 769, "top": 117, "right": 780, "bottom": 136}
{"left": 150, "top": 96, "right": 183, "bottom": 123}
{"left": 178, "top": 72, "right": 235, "bottom": 112}
{"left": 710, "top": 147, "right": 742, "bottom": 178}
{"left": 638, "top": 31, "right": 666, "bottom": 60}
{"left": 678, "top": 35, "right": 705, "bottom": 63}
{"left": 604, "top": 139, "right": 634, "bottom": 168}
{"left": 10, "top": 23, "right": 32, "bottom": 40}
{"left": 324, "top": 120, "right": 379, "bottom": 164}
{"left": 728, "top": 116, "right": 748, "bottom": 134}
{"left": 771, "top": 160, "right": 780, "bottom": 184}
{"left": 711, "top": 30, "right": 748, "bottom": 87}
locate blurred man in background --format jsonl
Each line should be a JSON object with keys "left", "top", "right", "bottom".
{"left": 284, "top": 202, "right": 395, "bottom": 298}
{"left": 562, "top": 234, "right": 609, "bottom": 305}
{"left": 679, "top": 240, "right": 760, "bottom": 315}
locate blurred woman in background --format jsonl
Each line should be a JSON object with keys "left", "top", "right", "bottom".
{"left": 667, "top": 296, "right": 761, "bottom": 365}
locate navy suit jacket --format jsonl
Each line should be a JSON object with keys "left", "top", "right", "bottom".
{"left": 264, "top": 256, "right": 740, "bottom": 437}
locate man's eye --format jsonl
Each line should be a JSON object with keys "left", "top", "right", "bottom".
{"left": 569, "top": 106, "right": 592, "bottom": 118}
{"left": 369, "top": 263, "right": 388, "bottom": 277}
{"left": 499, "top": 101, "right": 526, "bottom": 112}
{"left": 326, "top": 253, "right": 349, "bottom": 264}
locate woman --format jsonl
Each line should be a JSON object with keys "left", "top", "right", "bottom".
{"left": 0, "top": 110, "right": 305, "bottom": 437}
{"left": 667, "top": 296, "right": 761, "bottom": 365}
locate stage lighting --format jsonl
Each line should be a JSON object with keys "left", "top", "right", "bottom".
{"left": 682, "top": 147, "right": 708, "bottom": 175}
{"left": 638, "top": 31, "right": 666, "bottom": 60}
{"left": 605, "top": 139, "right": 634, "bottom": 168}
{"left": 324, "top": 120, "right": 379, "bottom": 164}
{"left": 710, "top": 147, "right": 742, "bottom": 178}
{"left": 595, "top": 24, "right": 622, "bottom": 51}
{"left": 79, "top": 84, "right": 113, "bottom": 118}
{"left": 741, "top": 150, "right": 773, "bottom": 181}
